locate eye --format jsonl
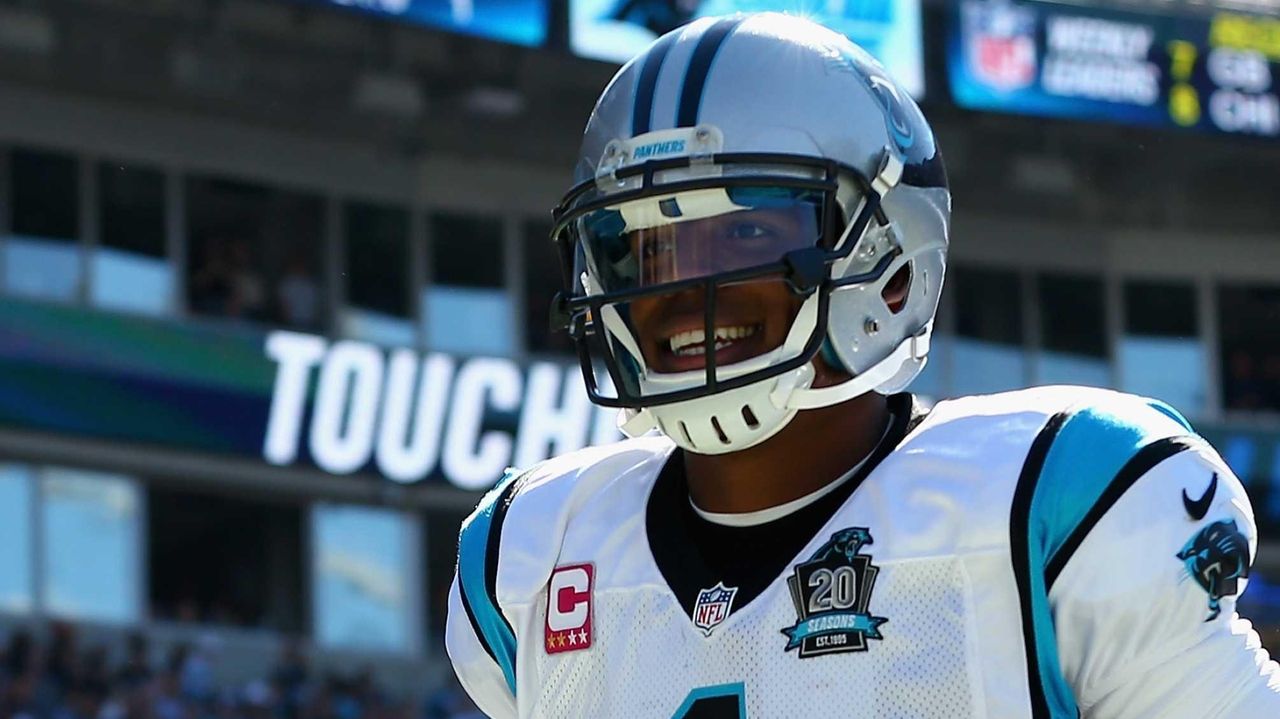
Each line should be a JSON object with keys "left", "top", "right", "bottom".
{"left": 727, "top": 222, "right": 772, "bottom": 240}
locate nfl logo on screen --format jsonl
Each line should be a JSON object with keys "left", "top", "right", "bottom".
{"left": 692, "top": 582, "right": 738, "bottom": 636}
{"left": 962, "top": 0, "right": 1038, "bottom": 91}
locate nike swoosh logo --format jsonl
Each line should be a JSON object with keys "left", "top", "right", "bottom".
{"left": 1182, "top": 472, "right": 1219, "bottom": 520}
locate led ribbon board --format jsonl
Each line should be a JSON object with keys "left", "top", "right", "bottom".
{"left": 0, "top": 298, "right": 619, "bottom": 490}
{"left": 949, "top": 0, "right": 1280, "bottom": 138}
{"left": 570, "top": 0, "right": 925, "bottom": 98}
{"left": 291, "top": 0, "right": 548, "bottom": 46}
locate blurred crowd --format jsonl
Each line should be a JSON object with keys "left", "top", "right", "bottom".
{"left": 0, "top": 624, "right": 478, "bottom": 719}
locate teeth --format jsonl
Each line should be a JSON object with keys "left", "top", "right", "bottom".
{"left": 668, "top": 325, "right": 758, "bottom": 356}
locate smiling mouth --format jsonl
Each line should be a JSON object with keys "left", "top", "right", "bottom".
{"left": 668, "top": 324, "right": 760, "bottom": 356}
{"left": 650, "top": 323, "right": 757, "bottom": 376}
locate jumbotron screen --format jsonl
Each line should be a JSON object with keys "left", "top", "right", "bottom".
{"left": 571, "top": 0, "right": 925, "bottom": 98}
{"left": 949, "top": 0, "right": 1280, "bottom": 138}
{"left": 290, "top": 0, "right": 548, "bottom": 46}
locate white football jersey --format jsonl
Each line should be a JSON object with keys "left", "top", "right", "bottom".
{"left": 446, "top": 387, "right": 1280, "bottom": 718}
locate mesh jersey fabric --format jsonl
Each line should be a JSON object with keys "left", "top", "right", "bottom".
{"left": 445, "top": 386, "right": 1280, "bottom": 719}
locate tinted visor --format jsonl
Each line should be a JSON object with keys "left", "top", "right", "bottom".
{"left": 575, "top": 186, "right": 825, "bottom": 294}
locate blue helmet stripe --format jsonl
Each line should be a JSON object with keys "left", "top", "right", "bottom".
{"left": 457, "top": 469, "right": 523, "bottom": 695}
{"left": 632, "top": 30, "right": 680, "bottom": 136}
{"left": 676, "top": 16, "right": 746, "bottom": 128}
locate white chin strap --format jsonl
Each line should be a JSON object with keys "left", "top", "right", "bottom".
{"left": 618, "top": 328, "right": 929, "bottom": 455}
{"left": 787, "top": 329, "right": 929, "bottom": 410}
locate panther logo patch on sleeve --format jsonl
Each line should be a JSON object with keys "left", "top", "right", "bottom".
{"left": 1176, "top": 519, "right": 1251, "bottom": 622}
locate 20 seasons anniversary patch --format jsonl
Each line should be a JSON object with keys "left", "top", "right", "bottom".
{"left": 782, "top": 527, "right": 888, "bottom": 658}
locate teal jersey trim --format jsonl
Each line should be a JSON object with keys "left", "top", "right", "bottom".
{"left": 1035, "top": 399, "right": 1192, "bottom": 569}
{"left": 672, "top": 682, "right": 747, "bottom": 719}
{"left": 457, "top": 468, "right": 523, "bottom": 696}
{"left": 1013, "top": 398, "right": 1193, "bottom": 718}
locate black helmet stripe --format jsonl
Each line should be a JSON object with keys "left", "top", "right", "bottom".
{"left": 631, "top": 30, "right": 680, "bottom": 136}
{"left": 675, "top": 16, "right": 746, "bottom": 128}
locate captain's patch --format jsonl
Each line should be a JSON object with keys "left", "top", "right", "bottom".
{"left": 545, "top": 564, "right": 593, "bottom": 653}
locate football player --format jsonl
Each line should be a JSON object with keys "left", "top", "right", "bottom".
{"left": 446, "top": 13, "right": 1280, "bottom": 718}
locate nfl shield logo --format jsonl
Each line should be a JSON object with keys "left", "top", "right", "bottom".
{"left": 692, "top": 582, "right": 738, "bottom": 636}
{"left": 962, "top": 0, "right": 1039, "bottom": 91}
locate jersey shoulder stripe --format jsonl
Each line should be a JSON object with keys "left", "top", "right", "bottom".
{"left": 1034, "top": 397, "right": 1193, "bottom": 570}
{"left": 1044, "top": 434, "right": 1208, "bottom": 588}
{"left": 457, "top": 467, "right": 525, "bottom": 696}
{"left": 1010, "top": 394, "right": 1197, "bottom": 719}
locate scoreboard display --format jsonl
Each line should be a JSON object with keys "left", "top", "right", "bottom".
{"left": 291, "top": 0, "right": 547, "bottom": 46}
{"left": 949, "top": 0, "right": 1280, "bottom": 138}
{"left": 571, "top": 0, "right": 925, "bottom": 98}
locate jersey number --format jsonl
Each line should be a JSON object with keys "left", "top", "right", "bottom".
{"left": 672, "top": 683, "right": 745, "bottom": 719}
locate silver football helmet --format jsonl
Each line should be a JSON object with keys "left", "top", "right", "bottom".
{"left": 551, "top": 13, "right": 950, "bottom": 455}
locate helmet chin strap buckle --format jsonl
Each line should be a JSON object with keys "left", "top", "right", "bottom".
{"left": 618, "top": 407, "right": 657, "bottom": 438}
{"left": 871, "top": 150, "right": 904, "bottom": 198}
{"left": 549, "top": 292, "right": 571, "bottom": 334}
{"left": 909, "top": 326, "right": 931, "bottom": 359}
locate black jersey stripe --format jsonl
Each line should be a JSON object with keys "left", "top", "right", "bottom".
{"left": 485, "top": 472, "right": 524, "bottom": 625}
{"left": 457, "top": 574, "right": 497, "bottom": 665}
{"left": 1010, "top": 409, "right": 1073, "bottom": 719}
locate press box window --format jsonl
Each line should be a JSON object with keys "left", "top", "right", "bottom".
{"left": 5, "top": 149, "right": 81, "bottom": 302}
{"left": 1219, "top": 285, "right": 1280, "bottom": 413}
{"left": 1120, "top": 281, "right": 1204, "bottom": 413}
{"left": 950, "top": 266, "right": 1027, "bottom": 396}
{"left": 94, "top": 163, "right": 172, "bottom": 316}
{"left": 342, "top": 201, "right": 416, "bottom": 347}
{"left": 0, "top": 465, "right": 139, "bottom": 623}
{"left": 186, "top": 177, "right": 326, "bottom": 331}
{"left": 1036, "top": 274, "right": 1110, "bottom": 388}
{"left": 312, "top": 504, "right": 420, "bottom": 654}
{"left": 148, "top": 486, "right": 304, "bottom": 631}
{"left": 0, "top": 464, "right": 34, "bottom": 614}
{"left": 425, "top": 212, "right": 514, "bottom": 356}
{"left": 41, "top": 468, "right": 142, "bottom": 624}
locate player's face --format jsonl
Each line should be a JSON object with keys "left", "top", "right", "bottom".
{"left": 625, "top": 206, "right": 810, "bottom": 374}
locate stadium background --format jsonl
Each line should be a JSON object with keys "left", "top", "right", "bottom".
{"left": 0, "top": 0, "right": 1278, "bottom": 716}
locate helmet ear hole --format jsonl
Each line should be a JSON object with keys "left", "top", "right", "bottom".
{"left": 881, "top": 264, "right": 911, "bottom": 315}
